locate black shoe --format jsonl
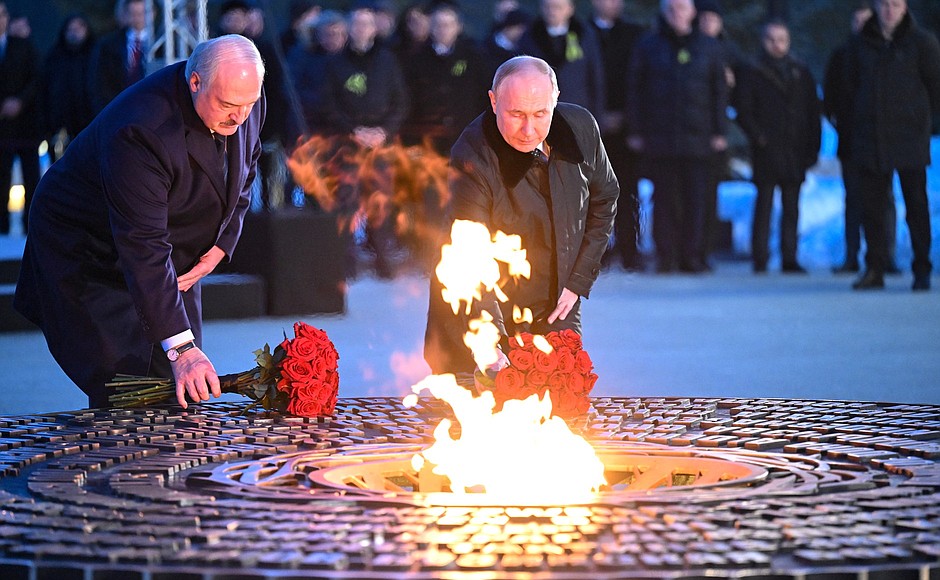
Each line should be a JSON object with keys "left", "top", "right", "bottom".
{"left": 832, "top": 262, "right": 859, "bottom": 274}
{"left": 852, "top": 270, "right": 885, "bottom": 290}
{"left": 885, "top": 262, "right": 902, "bottom": 276}
{"left": 912, "top": 273, "right": 931, "bottom": 291}
{"left": 782, "top": 262, "right": 807, "bottom": 274}
{"left": 753, "top": 263, "right": 767, "bottom": 274}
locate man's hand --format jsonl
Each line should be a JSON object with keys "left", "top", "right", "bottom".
{"left": 171, "top": 346, "right": 221, "bottom": 408}
{"left": 548, "top": 288, "right": 579, "bottom": 324}
{"left": 481, "top": 348, "right": 510, "bottom": 379}
{"left": 178, "top": 246, "right": 226, "bottom": 292}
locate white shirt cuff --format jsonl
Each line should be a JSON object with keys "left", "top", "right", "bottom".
{"left": 161, "top": 330, "right": 195, "bottom": 352}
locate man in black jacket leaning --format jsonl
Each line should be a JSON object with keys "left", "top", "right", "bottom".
{"left": 424, "top": 55, "right": 619, "bottom": 375}
{"left": 15, "top": 35, "right": 266, "bottom": 409}
{"left": 847, "top": 0, "right": 940, "bottom": 291}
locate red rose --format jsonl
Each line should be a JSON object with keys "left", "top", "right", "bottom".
{"left": 495, "top": 366, "right": 526, "bottom": 392}
{"left": 547, "top": 332, "right": 566, "bottom": 350}
{"left": 584, "top": 372, "right": 598, "bottom": 393}
{"left": 526, "top": 369, "right": 548, "bottom": 387}
{"left": 513, "top": 332, "right": 535, "bottom": 349}
{"left": 285, "top": 335, "right": 318, "bottom": 362}
{"left": 552, "top": 388, "right": 588, "bottom": 418}
{"left": 508, "top": 349, "right": 535, "bottom": 371}
{"left": 555, "top": 349, "right": 576, "bottom": 373}
{"left": 559, "top": 329, "right": 582, "bottom": 350}
{"left": 287, "top": 377, "right": 337, "bottom": 416}
{"left": 547, "top": 371, "right": 568, "bottom": 392}
{"left": 567, "top": 372, "right": 585, "bottom": 393}
{"left": 534, "top": 350, "right": 558, "bottom": 373}
{"left": 575, "top": 350, "right": 593, "bottom": 374}
{"left": 279, "top": 356, "right": 315, "bottom": 384}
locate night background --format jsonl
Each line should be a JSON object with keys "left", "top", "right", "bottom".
{"left": 5, "top": 0, "right": 940, "bottom": 84}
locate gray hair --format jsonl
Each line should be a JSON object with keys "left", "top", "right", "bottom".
{"left": 185, "top": 34, "right": 265, "bottom": 89}
{"left": 491, "top": 55, "right": 559, "bottom": 98}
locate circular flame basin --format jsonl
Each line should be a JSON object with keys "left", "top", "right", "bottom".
{"left": 307, "top": 446, "right": 767, "bottom": 506}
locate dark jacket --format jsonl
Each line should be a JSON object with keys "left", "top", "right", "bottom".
{"left": 518, "top": 16, "right": 606, "bottom": 117}
{"left": 40, "top": 16, "right": 96, "bottom": 139}
{"left": 0, "top": 34, "right": 42, "bottom": 147}
{"left": 736, "top": 52, "right": 821, "bottom": 184}
{"left": 424, "top": 103, "right": 619, "bottom": 374}
{"left": 590, "top": 17, "right": 645, "bottom": 117}
{"left": 626, "top": 18, "right": 729, "bottom": 159}
{"left": 400, "top": 37, "right": 489, "bottom": 151}
{"left": 15, "top": 62, "right": 265, "bottom": 399}
{"left": 321, "top": 43, "right": 409, "bottom": 137}
{"left": 846, "top": 12, "right": 940, "bottom": 172}
{"left": 823, "top": 40, "right": 853, "bottom": 160}
{"left": 88, "top": 27, "right": 142, "bottom": 113}
{"left": 287, "top": 44, "right": 337, "bottom": 135}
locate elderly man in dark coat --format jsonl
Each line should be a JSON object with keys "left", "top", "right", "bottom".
{"left": 736, "top": 20, "right": 821, "bottom": 274}
{"left": 424, "top": 55, "right": 619, "bottom": 375}
{"left": 846, "top": 0, "right": 940, "bottom": 291}
{"left": 14, "top": 35, "right": 266, "bottom": 409}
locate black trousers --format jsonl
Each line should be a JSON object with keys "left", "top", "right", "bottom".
{"left": 859, "top": 165, "right": 932, "bottom": 276}
{"left": 646, "top": 157, "right": 709, "bottom": 270}
{"left": 841, "top": 159, "right": 895, "bottom": 267}
{"left": 603, "top": 130, "right": 640, "bottom": 268}
{"left": 751, "top": 180, "right": 801, "bottom": 268}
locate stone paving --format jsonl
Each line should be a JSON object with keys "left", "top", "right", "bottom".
{"left": 1, "top": 396, "right": 939, "bottom": 579}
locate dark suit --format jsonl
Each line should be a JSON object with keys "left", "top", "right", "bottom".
{"left": 89, "top": 27, "right": 146, "bottom": 113}
{"left": 0, "top": 33, "right": 42, "bottom": 234}
{"left": 14, "top": 61, "right": 265, "bottom": 406}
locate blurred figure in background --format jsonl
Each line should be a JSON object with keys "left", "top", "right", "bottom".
{"left": 627, "top": 0, "right": 728, "bottom": 273}
{"left": 89, "top": 0, "right": 149, "bottom": 113}
{"left": 321, "top": 3, "right": 408, "bottom": 278}
{"left": 824, "top": 5, "right": 897, "bottom": 275}
{"left": 846, "top": 0, "right": 940, "bottom": 291}
{"left": 373, "top": 0, "right": 398, "bottom": 46}
{"left": 591, "top": 0, "right": 645, "bottom": 271}
{"left": 391, "top": 2, "right": 430, "bottom": 61}
{"left": 41, "top": 13, "right": 96, "bottom": 162}
{"left": 481, "top": 8, "right": 530, "bottom": 81}
{"left": 0, "top": 2, "right": 41, "bottom": 236}
{"left": 280, "top": 0, "right": 321, "bottom": 55}
{"left": 401, "top": 1, "right": 488, "bottom": 154}
{"left": 736, "top": 20, "right": 821, "bottom": 274}
{"left": 518, "top": 0, "right": 605, "bottom": 117}
{"left": 288, "top": 10, "right": 347, "bottom": 137}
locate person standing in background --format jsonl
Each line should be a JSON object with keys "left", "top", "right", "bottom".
{"left": 847, "top": 0, "right": 940, "bottom": 291}
{"left": 89, "top": 0, "right": 149, "bottom": 113}
{"left": 736, "top": 20, "right": 821, "bottom": 274}
{"left": 0, "top": 2, "right": 41, "bottom": 236}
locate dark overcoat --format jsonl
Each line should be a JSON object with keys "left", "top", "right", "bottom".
{"left": 14, "top": 62, "right": 265, "bottom": 399}
{"left": 0, "top": 34, "right": 42, "bottom": 148}
{"left": 424, "top": 103, "right": 619, "bottom": 374}
{"left": 846, "top": 12, "right": 940, "bottom": 172}
{"left": 736, "top": 52, "right": 821, "bottom": 185}
{"left": 625, "top": 20, "right": 728, "bottom": 159}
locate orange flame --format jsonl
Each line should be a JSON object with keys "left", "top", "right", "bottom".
{"left": 405, "top": 374, "right": 605, "bottom": 503}
{"left": 407, "top": 220, "right": 605, "bottom": 502}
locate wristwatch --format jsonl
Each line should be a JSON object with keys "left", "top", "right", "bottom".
{"left": 166, "top": 341, "right": 196, "bottom": 362}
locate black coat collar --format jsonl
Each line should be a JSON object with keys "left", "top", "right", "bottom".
{"left": 482, "top": 105, "right": 584, "bottom": 189}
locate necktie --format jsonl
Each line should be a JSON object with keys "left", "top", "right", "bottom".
{"left": 216, "top": 136, "right": 228, "bottom": 186}
{"left": 128, "top": 37, "right": 143, "bottom": 82}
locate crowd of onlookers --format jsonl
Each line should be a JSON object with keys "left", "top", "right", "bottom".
{"left": 1, "top": 0, "right": 937, "bottom": 290}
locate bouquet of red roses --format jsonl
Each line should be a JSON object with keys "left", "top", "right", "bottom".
{"left": 481, "top": 329, "right": 597, "bottom": 419}
{"left": 108, "top": 322, "right": 339, "bottom": 417}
